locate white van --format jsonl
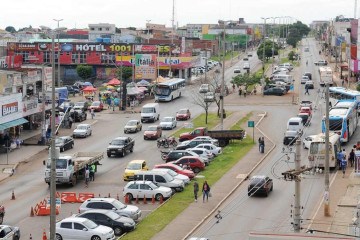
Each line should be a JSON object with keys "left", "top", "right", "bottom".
{"left": 134, "top": 170, "right": 185, "bottom": 192}
{"left": 278, "top": 63, "right": 293, "bottom": 71}
{"left": 141, "top": 103, "right": 160, "bottom": 123}
{"left": 272, "top": 74, "right": 293, "bottom": 84}
{"left": 287, "top": 117, "right": 303, "bottom": 135}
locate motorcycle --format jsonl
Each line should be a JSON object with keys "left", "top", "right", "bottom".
{"left": 160, "top": 150, "right": 170, "bottom": 160}
{"left": 166, "top": 136, "right": 178, "bottom": 147}
{"left": 157, "top": 138, "right": 169, "bottom": 148}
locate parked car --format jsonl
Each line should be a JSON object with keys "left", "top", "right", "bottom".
{"left": 152, "top": 168, "right": 190, "bottom": 185}
{"left": 283, "top": 130, "right": 299, "bottom": 146}
{"left": 124, "top": 120, "right": 142, "bottom": 133}
{"left": 56, "top": 217, "right": 115, "bottom": 240}
{"left": 301, "top": 75, "right": 310, "bottom": 84}
{"left": 0, "top": 225, "right": 20, "bottom": 240}
{"left": 194, "top": 143, "right": 222, "bottom": 156}
{"left": 55, "top": 136, "right": 74, "bottom": 152}
{"left": 72, "top": 85, "right": 81, "bottom": 94}
{"left": 233, "top": 68, "right": 241, "bottom": 73}
{"left": 187, "top": 148, "right": 214, "bottom": 162}
{"left": 248, "top": 175, "right": 273, "bottom": 197}
{"left": 191, "top": 136, "right": 219, "bottom": 146}
{"left": 154, "top": 163, "right": 195, "bottom": 179}
{"left": 176, "top": 108, "right": 191, "bottom": 121}
{"left": 303, "top": 135, "right": 317, "bottom": 149}
{"left": 243, "top": 62, "right": 250, "bottom": 70}
{"left": 74, "top": 101, "right": 90, "bottom": 111}
{"left": 89, "top": 101, "right": 104, "bottom": 112}
{"left": 297, "top": 112, "right": 311, "bottom": 127}
{"left": 173, "top": 156, "right": 206, "bottom": 173}
{"left": 303, "top": 72, "right": 312, "bottom": 80}
{"left": 204, "top": 92, "right": 215, "bottom": 102}
{"left": 159, "top": 117, "right": 177, "bottom": 130}
{"left": 72, "top": 124, "right": 92, "bottom": 138}
{"left": 79, "top": 197, "right": 142, "bottom": 222}
{"left": 164, "top": 150, "right": 209, "bottom": 165}
{"left": 144, "top": 125, "right": 162, "bottom": 140}
{"left": 75, "top": 210, "right": 135, "bottom": 236}
{"left": 70, "top": 108, "right": 87, "bottom": 122}
{"left": 175, "top": 139, "right": 213, "bottom": 151}
{"left": 305, "top": 80, "right": 314, "bottom": 89}
{"left": 107, "top": 137, "right": 134, "bottom": 157}
{"left": 263, "top": 87, "right": 286, "bottom": 96}
{"left": 123, "top": 180, "right": 173, "bottom": 201}
{"left": 314, "top": 60, "right": 328, "bottom": 66}
{"left": 123, "top": 160, "right": 149, "bottom": 181}
{"left": 199, "top": 84, "right": 210, "bottom": 93}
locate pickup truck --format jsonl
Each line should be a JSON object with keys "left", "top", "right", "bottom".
{"left": 44, "top": 151, "right": 103, "bottom": 186}
{"left": 314, "top": 60, "right": 328, "bottom": 66}
{"left": 107, "top": 136, "right": 135, "bottom": 157}
{"left": 179, "top": 127, "right": 246, "bottom": 147}
{"left": 0, "top": 205, "right": 4, "bottom": 224}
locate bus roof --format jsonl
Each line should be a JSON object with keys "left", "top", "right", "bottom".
{"left": 333, "top": 101, "right": 357, "bottom": 108}
{"left": 329, "top": 108, "right": 350, "bottom": 117}
{"left": 329, "top": 87, "right": 360, "bottom": 97}
{"left": 311, "top": 132, "right": 340, "bottom": 143}
{"left": 156, "top": 78, "right": 185, "bottom": 86}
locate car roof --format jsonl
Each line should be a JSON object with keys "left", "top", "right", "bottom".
{"left": 177, "top": 156, "right": 200, "bottom": 160}
{"left": 59, "top": 217, "right": 88, "bottom": 223}
{"left": 127, "top": 180, "right": 152, "bottom": 185}
{"left": 251, "top": 175, "right": 268, "bottom": 180}
{"left": 84, "top": 197, "right": 116, "bottom": 203}
{"left": 78, "top": 209, "right": 113, "bottom": 215}
{"left": 113, "top": 137, "right": 128, "bottom": 140}
{"left": 196, "top": 143, "right": 215, "bottom": 147}
{"left": 129, "top": 159, "right": 146, "bottom": 164}
{"left": 127, "top": 119, "right": 139, "bottom": 122}
{"left": 77, "top": 124, "right": 90, "bottom": 127}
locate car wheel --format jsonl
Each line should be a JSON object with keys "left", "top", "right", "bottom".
{"left": 126, "top": 193, "right": 133, "bottom": 201}
{"left": 71, "top": 143, "right": 74, "bottom": 149}
{"left": 56, "top": 234, "right": 63, "bottom": 240}
{"left": 121, "top": 149, "right": 126, "bottom": 157}
{"left": 114, "top": 226, "right": 123, "bottom": 236}
{"left": 130, "top": 147, "right": 133, "bottom": 153}
{"left": 140, "top": 126, "right": 142, "bottom": 131}
{"left": 124, "top": 130, "right": 127, "bottom": 134}
{"left": 144, "top": 136, "right": 147, "bottom": 140}
{"left": 13, "top": 236, "right": 19, "bottom": 240}
{"left": 60, "top": 147, "right": 64, "bottom": 152}
{"left": 89, "top": 131, "right": 92, "bottom": 136}
{"left": 91, "top": 236, "right": 101, "bottom": 240}
{"left": 107, "top": 153, "right": 111, "bottom": 157}
{"left": 193, "top": 167, "right": 200, "bottom": 173}
{"left": 264, "top": 191, "right": 269, "bottom": 197}
{"left": 155, "top": 193, "right": 163, "bottom": 201}
{"left": 270, "top": 185, "right": 273, "bottom": 191}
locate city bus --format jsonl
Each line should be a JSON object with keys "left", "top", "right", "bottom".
{"left": 321, "top": 100, "right": 358, "bottom": 143}
{"left": 154, "top": 78, "right": 186, "bottom": 102}
{"left": 329, "top": 87, "right": 360, "bottom": 111}
{"left": 308, "top": 133, "right": 341, "bottom": 170}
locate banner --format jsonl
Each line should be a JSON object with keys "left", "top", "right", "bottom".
{"left": 135, "top": 54, "right": 156, "bottom": 80}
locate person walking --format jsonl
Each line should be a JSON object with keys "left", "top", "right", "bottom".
{"left": 341, "top": 156, "right": 347, "bottom": 178}
{"left": 193, "top": 180, "right": 199, "bottom": 202}
{"left": 85, "top": 166, "right": 90, "bottom": 188}
{"left": 90, "top": 108, "right": 95, "bottom": 119}
{"left": 89, "top": 164, "right": 96, "bottom": 181}
{"left": 305, "top": 84, "right": 310, "bottom": 95}
{"left": 238, "top": 88, "right": 242, "bottom": 96}
{"left": 202, "top": 181, "right": 210, "bottom": 203}
{"left": 349, "top": 148, "right": 355, "bottom": 168}
{"left": 337, "top": 150, "right": 344, "bottom": 169}
{"left": 259, "top": 137, "right": 265, "bottom": 153}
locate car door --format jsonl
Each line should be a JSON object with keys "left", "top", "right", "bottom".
{"left": 58, "top": 222, "right": 74, "bottom": 240}
{"left": 0, "top": 226, "right": 13, "bottom": 240}
{"left": 140, "top": 183, "right": 152, "bottom": 198}
{"left": 74, "top": 222, "right": 91, "bottom": 239}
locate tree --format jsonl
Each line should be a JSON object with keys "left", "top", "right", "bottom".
{"left": 256, "top": 40, "right": 280, "bottom": 62}
{"left": 5, "top": 26, "right": 16, "bottom": 33}
{"left": 76, "top": 65, "right": 93, "bottom": 82}
{"left": 286, "top": 21, "right": 310, "bottom": 48}
{"left": 288, "top": 51, "right": 296, "bottom": 61}
{"left": 232, "top": 73, "right": 261, "bottom": 92}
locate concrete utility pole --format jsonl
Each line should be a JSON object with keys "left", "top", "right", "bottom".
{"left": 294, "top": 139, "right": 301, "bottom": 232}
{"left": 220, "top": 21, "right": 227, "bottom": 130}
{"left": 324, "top": 83, "right": 331, "bottom": 216}
{"left": 261, "top": 17, "right": 270, "bottom": 79}
{"left": 41, "top": 66, "right": 46, "bottom": 145}
{"left": 53, "top": 19, "right": 63, "bottom": 87}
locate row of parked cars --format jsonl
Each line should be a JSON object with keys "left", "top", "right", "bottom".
{"left": 264, "top": 63, "right": 294, "bottom": 96}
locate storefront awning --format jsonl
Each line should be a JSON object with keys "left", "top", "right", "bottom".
{"left": 0, "top": 118, "right": 28, "bottom": 131}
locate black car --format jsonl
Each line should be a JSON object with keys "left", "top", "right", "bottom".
{"left": 303, "top": 72, "right": 312, "bottom": 80}
{"left": 55, "top": 136, "right": 74, "bottom": 152}
{"left": 0, "top": 225, "right": 20, "bottom": 240}
{"left": 248, "top": 175, "right": 273, "bottom": 197}
{"left": 72, "top": 85, "right": 81, "bottom": 94}
{"left": 76, "top": 209, "right": 136, "bottom": 236}
{"left": 263, "top": 87, "right": 286, "bottom": 96}
{"left": 70, "top": 109, "right": 87, "bottom": 122}
{"left": 107, "top": 137, "right": 135, "bottom": 157}
{"left": 165, "top": 150, "right": 195, "bottom": 163}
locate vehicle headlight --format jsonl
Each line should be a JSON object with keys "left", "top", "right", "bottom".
{"left": 124, "top": 222, "right": 133, "bottom": 227}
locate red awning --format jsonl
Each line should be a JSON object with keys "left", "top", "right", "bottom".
{"left": 107, "top": 78, "right": 121, "bottom": 85}
{"left": 82, "top": 86, "right": 97, "bottom": 92}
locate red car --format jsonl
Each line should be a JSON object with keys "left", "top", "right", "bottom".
{"left": 176, "top": 108, "right": 191, "bottom": 121}
{"left": 173, "top": 156, "right": 205, "bottom": 173}
{"left": 144, "top": 125, "right": 162, "bottom": 140}
{"left": 154, "top": 163, "right": 195, "bottom": 179}
{"left": 89, "top": 101, "right": 104, "bottom": 112}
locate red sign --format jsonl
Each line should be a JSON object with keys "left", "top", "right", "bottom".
{"left": 135, "top": 45, "right": 158, "bottom": 52}
{"left": 2, "top": 102, "right": 18, "bottom": 116}
{"left": 0, "top": 56, "right": 23, "bottom": 69}
{"left": 8, "top": 42, "right": 37, "bottom": 51}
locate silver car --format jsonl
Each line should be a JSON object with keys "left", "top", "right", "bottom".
{"left": 159, "top": 117, "right": 177, "bottom": 130}
{"left": 72, "top": 124, "right": 92, "bottom": 138}
{"left": 124, "top": 120, "right": 142, "bottom": 133}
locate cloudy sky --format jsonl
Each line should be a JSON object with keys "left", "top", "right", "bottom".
{"left": 1, "top": 0, "right": 357, "bottom": 30}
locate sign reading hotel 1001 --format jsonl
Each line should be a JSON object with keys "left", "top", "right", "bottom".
{"left": 71, "top": 44, "right": 133, "bottom": 53}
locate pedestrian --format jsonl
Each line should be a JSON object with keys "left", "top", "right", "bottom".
{"left": 232, "top": 84, "right": 235, "bottom": 93}
{"left": 68, "top": 116, "right": 73, "bottom": 129}
{"left": 258, "top": 137, "right": 262, "bottom": 152}
{"left": 85, "top": 166, "right": 90, "bottom": 187}
{"left": 341, "top": 157, "right": 347, "bottom": 178}
{"left": 90, "top": 164, "right": 96, "bottom": 181}
{"left": 349, "top": 148, "right": 355, "bottom": 168}
{"left": 342, "top": 149, "right": 347, "bottom": 161}
{"left": 238, "top": 88, "right": 242, "bottom": 96}
{"left": 193, "top": 180, "right": 199, "bottom": 202}
{"left": 305, "top": 85, "right": 310, "bottom": 95}
{"left": 342, "top": 79, "right": 345, "bottom": 87}
{"left": 90, "top": 108, "right": 95, "bottom": 119}
{"left": 337, "top": 150, "right": 344, "bottom": 169}
{"left": 202, "top": 180, "right": 210, "bottom": 203}
{"left": 244, "top": 91, "right": 247, "bottom": 98}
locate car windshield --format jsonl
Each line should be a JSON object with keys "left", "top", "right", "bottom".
{"left": 148, "top": 181, "right": 158, "bottom": 189}
{"left": 110, "top": 139, "right": 125, "bottom": 145}
{"left": 166, "top": 169, "right": 177, "bottom": 177}
{"left": 55, "top": 159, "right": 68, "bottom": 169}
{"left": 250, "top": 178, "right": 266, "bottom": 186}
{"left": 147, "top": 126, "right": 157, "bottom": 131}
{"left": 92, "top": 102, "right": 100, "bottom": 106}
{"left": 178, "top": 109, "right": 188, "bottom": 114}
{"left": 111, "top": 199, "right": 126, "bottom": 210}
{"left": 162, "top": 117, "right": 173, "bottom": 122}
{"left": 55, "top": 138, "right": 65, "bottom": 144}
{"left": 82, "top": 219, "right": 99, "bottom": 229}
{"left": 142, "top": 107, "right": 154, "bottom": 113}
{"left": 127, "top": 121, "right": 137, "bottom": 126}
{"left": 127, "top": 163, "right": 141, "bottom": 170}
{"left": 77, "top": 125, "right": 88, "bottom": 130}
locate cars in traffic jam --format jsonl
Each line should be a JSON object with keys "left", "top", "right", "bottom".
{"left": 124, "top": 120, "right": 142, "bottom": 133}
{"left": 106, "top": 137, "right": 135, "bottom": 157}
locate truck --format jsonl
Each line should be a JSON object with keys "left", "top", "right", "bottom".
{"left": 44, "top": 151, "right": 104, "bottom": 186}
{"left": 178, "top": 127, "right": 246, "bottom": 147}
{"left": 319, "top": 66, "right": 333, "bottom": 86}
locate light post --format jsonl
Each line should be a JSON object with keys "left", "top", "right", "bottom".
{"left": 271, "top": 17, "right": 280, "bottom": 73}
{"left": 261, "top": 17, "right": 270, "bottom": 79}
{"left": 53, "top": 19, "right": 63, "bottom": 87}
{"left": 146, "top": 20, "right": 151, "bottom": 44}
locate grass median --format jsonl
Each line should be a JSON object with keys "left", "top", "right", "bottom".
{"left": 120, "top": 112, "right": 255, "bottom": 240}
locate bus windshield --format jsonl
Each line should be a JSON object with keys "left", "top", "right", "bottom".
{"left": 154, "top": 86, "right": 170, "bottom": 96}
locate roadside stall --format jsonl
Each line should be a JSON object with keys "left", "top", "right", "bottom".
{"left": 82, "top": 86, "right": 97, "bottom": 101}
{"left": 126, "top": 83, "right": 144, "bottom": 107}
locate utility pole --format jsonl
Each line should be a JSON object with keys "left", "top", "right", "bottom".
{"left": 220, "top": 21, "right": 226, "bottom": 130}
{"left": 294, "top": 139, "right": 301, "bottom": 232}
{"left": 41, "top": 66, "right": 46, "bottom": 145}
{"left": 324, "top": 83, "right": 331, "bottom": 216}
{"left": 146, "top": 20, "right": 151, "bottom": 44}
{"left": 169, "top": 0, "right": 175, "bottom": 78}
{"left": 53, "top": 19, "right": 63, "bottom": 87}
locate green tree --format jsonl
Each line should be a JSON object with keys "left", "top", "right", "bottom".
{"left": 288, "top": 51, "right": 296, "bottom": 61}
{"left": 76, "top": 65, "right": 93, "bottom": 82}
{"left": 5, "top": 26, "right": 16, "bottom": 33}
{"left": 286, "top": 21, "right": 310, "bottom": 48}
{"left": 256, "top": 40, "right": 280, "bottom": 62}
{"left": 232, "top": 73, "right": 261, "bottom": 92}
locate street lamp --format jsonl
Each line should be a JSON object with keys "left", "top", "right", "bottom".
{"left": 271, "top": 17, "right": 281, "bottom": 73}
{"left": 53, "top": 19, "right": 63, "bottom": 87}
{"left": 146, "top": 20, "right": 151, "bottom": 44}
{"left": 261, "top": 17, "right": 270, "bottom": 80}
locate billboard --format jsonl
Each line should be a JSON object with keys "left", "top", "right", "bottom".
{"left": 135, "top": 54, "right": 157, "bottom": 80}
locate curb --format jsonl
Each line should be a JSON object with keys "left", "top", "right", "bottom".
{"left": 182, "top": 111, "right": 277, "bottom": 240}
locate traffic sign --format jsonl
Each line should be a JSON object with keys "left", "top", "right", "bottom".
{"left": 248, "top": 121, "right": 255, "bottom": 127}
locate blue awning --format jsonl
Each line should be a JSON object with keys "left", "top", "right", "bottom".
{"left": 0, "top": 118, "right": 28, "bottom": 131}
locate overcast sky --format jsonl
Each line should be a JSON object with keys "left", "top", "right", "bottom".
{"left": 1, "top": 0, "right": 357, "bottom": 30}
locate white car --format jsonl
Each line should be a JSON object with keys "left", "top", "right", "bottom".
{"left": 159, "top": 117, "right": 177, "bottom": 130}
{"left": 123, "top": 180, "right": 173, "bottom": 201}
{"left": 303, "top": 135, "right": 317, "bottom": 149}
{"left": 56, "top": 217, "right": 115, "bottom": 240}
{"left": 204, "top": 92, "right": 215, "bottom": 102}
{"left": 194, "top": 143, "right": 222, "bottom": 156}
{"left": 187, "top": 148, "right": 214, "bottom": 161}
{"left": 191, "top": 136, "right": 219, "bottom": 146}
{"left": 72, "top": 123, "right": 92, "bottom": 138}
{"left": 199, "top": 84, "right": 210, "bottom": 93}
{"left": 301, "top": 75, "right": 309, "bottom": 84}
{"left": 152, "top": 168, "right": 190, "bottom": 185}
{"left": 243, "top": 62, "right": 250, "bottom": 70}
{"left": 233, "top": 68, "right": 241, "bottom": 73}
{"left": 124, "top": 119, "right": 142, "bottom": 133}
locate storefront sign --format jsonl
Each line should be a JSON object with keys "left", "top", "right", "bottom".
{"left": 8, "top": 42, "right": 37, "bottom": 51}
{"left": 22, "top": 99, "right": 40, "bottom": 116}
{"left": 135, "top": 54, "right": 156, "bottom": 80}
{"left": 0, "top": 94, "right": 23, "bottom": 124}
{"left": 75, "top": 44, "right": 107, "bottom": 52}
{"left": 2, "top": 102, "right": 18, "bottom": 116}
{"left": 0, "top": 56, "right": 23, "bottom": 69}
{"left": 135, "top": 45, "right": 157, "bottom": 52}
